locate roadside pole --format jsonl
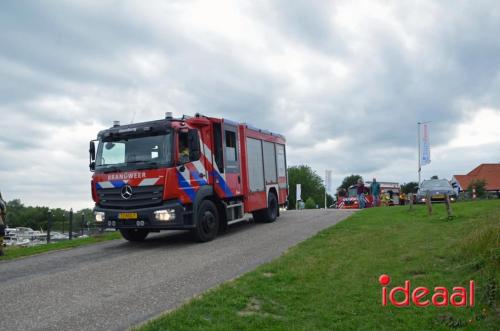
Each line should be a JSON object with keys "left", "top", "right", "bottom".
{"left": 47, "top": 211, "right": 52, "bottom": 244}
{"left": 324, "top": 187, "right": 327, "bottom": 210}
{"left": 296, "top": 184, "right": 301, "bottom": 210}
{"left": 69, "top": 208, "right": 73, "bottom": 240}
{"left": 325, "top": 169, "right": 331, "bottom": 210}
{"left": 81, "top": 213, "right": 85, "bottom": 236}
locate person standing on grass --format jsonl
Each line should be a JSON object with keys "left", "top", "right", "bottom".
{"left": 371, "top": 178, "right": 381, "bottom": 207}
{"left": 357, "top": 178, "right": 366, "bottom": 209}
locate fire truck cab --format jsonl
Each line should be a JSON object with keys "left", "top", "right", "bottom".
{"left": 89, "top": 113, "right": 288, "bottom": 242}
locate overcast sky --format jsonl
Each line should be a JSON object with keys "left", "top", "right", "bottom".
{"left": 1, "top": 0, "right": 500, "bottom": 209}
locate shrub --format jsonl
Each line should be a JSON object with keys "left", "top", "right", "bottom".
{"left": 304, "top": 197, "right": 316, "bottom": 209}
{"left": 467, "top": 179, "right": 488, "bottom": 198}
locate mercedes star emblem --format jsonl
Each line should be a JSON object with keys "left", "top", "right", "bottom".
{"left": 121, "top": 185, "right": 133, "bottom": 200}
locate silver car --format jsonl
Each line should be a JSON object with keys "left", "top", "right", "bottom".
{"left": 416, "top": 179, "right": 457, "bottom": 203}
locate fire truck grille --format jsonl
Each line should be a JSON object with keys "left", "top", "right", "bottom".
{"left": 97, "top": 185, "right": 163, "bottom": 209}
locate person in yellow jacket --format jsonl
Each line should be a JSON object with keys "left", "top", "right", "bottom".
{"left": 399, "top": 192, "right": 406, "bottom": 206}
{"left": 381, "top": 191, "right": 391, "bottom": 206}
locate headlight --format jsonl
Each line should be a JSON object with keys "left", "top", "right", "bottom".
{"left": 154, "top": 209, "right": 175, "bottom": 222}
{"left": 94, "top": 211, "right": 105, "bottom": 223}
{"left": 450, "top": 197, "right": 455, "bottom": 201}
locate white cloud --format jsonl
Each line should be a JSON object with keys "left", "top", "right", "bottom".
{"left": 445, "top": 108, "right": 500, "bottom": 148}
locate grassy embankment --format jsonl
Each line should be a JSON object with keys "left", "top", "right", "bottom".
{"left": 141, "top": 200, "right": 499, "bottom": 330}
{"left": 0, "top": 231, "right": 121, "bottom": 261}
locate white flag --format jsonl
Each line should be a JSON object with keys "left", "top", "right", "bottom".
{"left": 296, "top": 184, "right": 301, "bottom": 201}
{"left": 421, "top": 123, "right": 431, "bottom": 166}
{"left": 325, "top": 170, "right": 332, "bottom": 193}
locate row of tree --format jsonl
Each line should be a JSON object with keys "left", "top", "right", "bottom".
{"left": 4, "top": 199, "right": 94, "bottom": 232}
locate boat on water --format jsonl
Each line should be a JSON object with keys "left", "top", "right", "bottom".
{"left": 4, "top": 227, "right": 47, "bottom": 246}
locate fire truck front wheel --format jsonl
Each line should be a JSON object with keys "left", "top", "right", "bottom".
{"left": 119, "top": 229, "right": 149, "bottom": 242}
{"left": 253, "top": 192, "right": 278, "bottom": 223}
{"left": 191, "top": 200, "right": 220, "bottom": 242}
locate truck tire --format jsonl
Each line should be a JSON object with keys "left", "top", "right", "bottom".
{"left": 191, "top": 199, "right": 219, "bottom": 242}
{"left": 119, "top": 229, "right": 149, "bottom": 242}
{"left": 253, "top": 192, "right": 278, "bottom": 223}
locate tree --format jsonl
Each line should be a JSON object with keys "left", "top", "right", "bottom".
{"left": 288, "top": 165, "right": 331, "bottom": 209}
{"left": 431, "top": 175, "right": 439, "bottom": 179}
{"left": 467, "top": 179, "right": 487, "bottom": 198}
{"left": 4, "top": 199, "right": 94, "bottom": 232}
{"left": 338, "top": 174, "right": 362, "bottom": 192}
{"left": 5, "top": 200, "right": 50, "bottom": 230}
{"left": 304, "top": 197, "right": 316, "bottom": 209}
{"left": 401, "top": 182, "right": 419, "bottom": 194}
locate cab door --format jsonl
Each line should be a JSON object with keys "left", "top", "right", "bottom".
{"left": 221, "top": 122, "right": 242, "bottom": 196}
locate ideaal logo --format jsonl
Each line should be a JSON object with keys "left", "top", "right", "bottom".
{"left": 379, "top": 274, "right": 474, "bottom": 307}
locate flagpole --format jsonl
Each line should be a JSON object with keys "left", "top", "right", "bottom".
{"left": 324, "top": 170, "right": 327, "bottom": 209}
{"left": 418, "top": 122, "right": 421, "bottom": 188}
{"left": 418, "top": 121, "right": 432, "bottom": 188}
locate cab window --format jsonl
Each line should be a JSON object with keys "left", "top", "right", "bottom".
{"left": 178, "top": 129, "right": 201, "bottom": 163}
{"left": 225, "top": 130, "right": 237, "bottom": 162}
{"left": 178, "top": 131, "right": 190, "bottom": 163}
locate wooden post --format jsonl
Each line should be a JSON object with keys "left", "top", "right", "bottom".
{"left": 426, "top": 191, "right": 432, "bottom": 216}
{"left": 445, "top": 194, "right": 453, "bottom": 220}
{"left": 408, "top": 193, "right": 414, "bottom": 211}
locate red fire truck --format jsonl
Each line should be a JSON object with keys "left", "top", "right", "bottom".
{"left": 337, "top": 181, "right": 400, "bottom": 209}
{"left": 89, "top": 113, "right": 288, "bottom": 242}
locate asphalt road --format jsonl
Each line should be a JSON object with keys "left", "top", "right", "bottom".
{"left": 0, "top": 209, "right": 355, "bottom": 331}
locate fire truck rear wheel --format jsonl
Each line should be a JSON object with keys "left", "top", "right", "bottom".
{"left": 191, "top": 200, "right": 220, "bottom": 242}
{"left": 119, "top": 229, "right": 149, "bottom": 242}
{"left": 253, "top": 192, "right": 278, "bottom": 223}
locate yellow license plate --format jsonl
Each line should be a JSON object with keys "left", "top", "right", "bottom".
{"left": 433, "top": 194, "right": 445, "bottom": 199}
{"left": 118, "top": 212, "right": 138, "bottom": 219}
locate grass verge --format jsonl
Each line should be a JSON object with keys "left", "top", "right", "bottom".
{"left": 0, "top": 231, "right": 121, "bottom": 261}
{"left": 140, "top": 200, "right": 499, "bottom": 330}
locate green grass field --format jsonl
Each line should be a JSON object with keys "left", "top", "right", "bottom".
{"left": 140, "top": 200, "right": 499, "bottom": 331}
{"left": 0, "top": 231, "right": 121, "bottom": 261}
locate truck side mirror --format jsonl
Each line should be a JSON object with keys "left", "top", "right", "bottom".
{"left": 89, "top": 141, "right": 96, "bottom": 171}
{"left": 188, "top": 129, "right": 201, "bottom": 161}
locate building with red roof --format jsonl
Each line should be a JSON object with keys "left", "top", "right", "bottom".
{"left": 451, "top": 163, "right": 500, "bottom": 193}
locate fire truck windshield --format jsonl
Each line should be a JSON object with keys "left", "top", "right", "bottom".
{"left": 348, "top": 187, "right": 358, "bottom": 197}
{"left": 95, "top": 133, "right": 172, "bottom": 171}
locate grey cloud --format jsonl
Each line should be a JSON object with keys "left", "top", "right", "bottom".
{"left": 254, "top": 0, "right": 347, "bottom": 55}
